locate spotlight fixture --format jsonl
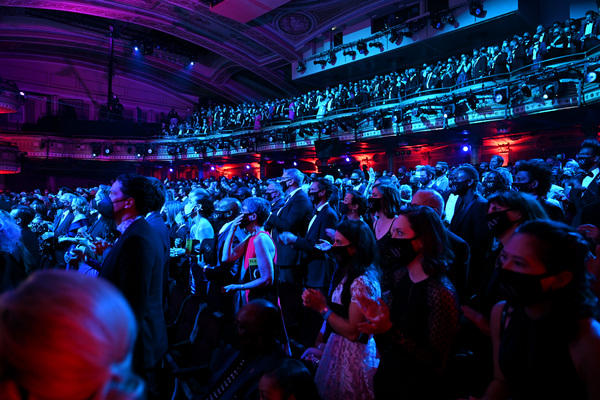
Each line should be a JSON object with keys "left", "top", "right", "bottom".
{"left": 369, "top": 41, "right": 383, "bottom": 48}
{"left": 542, "top": 82, "right": 558, "bottom": 100}
{"left": 103, "top": 144, "right": 113, "bottom": 155}
{"left": 430, "top": 14, "right": 443, "bottom": 30}
{"left": 441, "top": 14, "right": 456, "bottom": 25}
{"left": 313, "top": 59, "right": 327, "bottom": 66}
{"left": 327, "top": 51, "right": 336, "bottom": 65}
{"left": 443, "top": 104, "right": 455, "bottom": 118}
{"left": 462, "top": 145, "right": 470, "bottom": 152}
{"left": 585, "top": 70, "right": 598, "bottom": 83}
{"left": 402, "top": 31, "right": 413, "bottom": 38}
{"left": 493, "top": 88, "right": 509, "bottom": 104}
{"left": 389, "top": 29, "right": 399, "bottom": 43}
{"left": 246, "top": 164, "right": 251, "bottom": 170}
{"left": 167, "top": 146, "right": 177, "bottom": 156}
{"left": 469, "top": 1, "right": 484, "bottom": 17}
{"left": 343, "top": 50, "right": 357, "bottom": 57}
{"left": 147, "top": 146, "right": 155, "bottom": 154}
{"left": 296, "top": 60, "right": 306, "bottom": 73}
{"left": 356, "top": 40, "right": 367, "bottom": 54}
{"left": 520, "top": 82, "right": 532, "bottom": 97}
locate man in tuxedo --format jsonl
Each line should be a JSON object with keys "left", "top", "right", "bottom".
{"left": 449, "top": 165, "right": 491, "bottom": 298}
{"left": 266, "top": 168, "right": 312, "bottom": 332}
{"left": 279, "top": 178, "right": 339, "bottom": 345}
{"left": 264, "top": 179, "right": 285, "bottom": 215}
{"left": 471, "top": 47, "right": 488, "bottom": 80}
{"left": 580, "top": 10, "right": 600, "bottom": 51}
{"left": 570, "top": 139, "right": 600, "bottom": 227}
{"left": 97, "top": 173, "right": 167, "bottom": 396}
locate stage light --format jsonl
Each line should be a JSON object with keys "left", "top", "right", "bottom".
{"left": 169, "top": 168, "right": 174, "bottom": 173}
{"left": 246, "top": 164, "right": 251, "bottom": 170}
{"left": 190, "top": 61, "right": 194, "bottom": 66}
{"left": 542, "top": 82, "right": 558, "bottom": 100}
{"left": 313, "top": 59, "right": 327, "bottom": 66}
{"left": 494, "top": 88, "right": 509, "bottom": 104}
{"left": 134, "top": 46, "right": 139, "bottom": 51}
{"left": 345, "top": 157, "right": 350, "bottom": 162}
{"left": 402, "top": 31, "right": 413, "bottom": 38}
{"left": 103, "top": 144, "right": 113, "bottom": 155}
{"left": 147, "top": 146, "right": 154, "bottom": 154}
{"left": 210, "top": 166, "right": 216, "bottom": 171}
{"left": 369, "top": 42, "right": 383, "bottom": 48}
{"left": 343, "top": 50, "right": 356, "bottom": 57}
{"left": 357, "top": 40, "right": 367, "bottom": 54}
{"left": 442, "top": 14, "right": 455, "bottom": 25}
{"left": 91, "top": 144, "right": 101, "bottom": 157}
{"left": 466, "top": 92, "right": 478, "bottom": 110}
{"left": 327, "top": 51, "right": 336, "bottom": 65}
{"left": 389, "top": 29, "right": 399, "bottom": 43}
{"left": 443, "top": 104, "right": 455, "bottom": 118}
{"left": 520, "top": 83, "right": 532, "bottom": 97}
{"left": 297, "top": 60, "right": 306, "bottom": 73}
{"left": 462, "top": 145, "right": 470, "bottom": 152}
{"left": 293, "top": 161, "right": 298, "bottom": 166}
{"left": 586, "top": 71, "right": 597, "bottom": 83}
{"left": 431, "top": 15, "right": 443, "bottom": 30}
{"left": 469, "top": 1, "right": 484, "bottom": 17}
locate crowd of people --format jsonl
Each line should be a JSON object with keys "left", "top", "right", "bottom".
{"left": 0, "top": 135, "right": 599, "bottom": 399}
{"left": 160, "top": 11, "right": 599, "bottom": 137}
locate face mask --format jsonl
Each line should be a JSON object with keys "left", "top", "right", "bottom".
{"left": 498, "top": 268, "right": 552, "bottom": 307}
{"left": 419, "top": 177, "right": 430, "bottom": 185}
{"left": 450, "top": 180, "right": 470, "bottom": 195}
{"left": 308, "top": 191, "right": 322, "bottom": 205}
{"left": 265, "top": 192, "right": 277, "bottom": 201}
{"left": 486, "top": 210, "right": 517, "bottom": 237}
{"left": 435, "top": 169, "right": 444, "bottom": 177}
{"left": 511, "top": 181, "right": 531, "bottom": 193}
{"left": 577, "top": 156, "right": 594, "bottom": 170}
{"left": 239, "top": 213, "right": 252, "bottom": 229}
{"left": 281, "top": 179, "right": 292, "bottom": 192}
{"left": 388, "top": 237, "right": 419, "bottom": 265}
{"left": 368, "top": 197, "right": 382, "bottom": 213}
{"left": 339, "top": 202, "right": 350, "bottom": 215}
{"left": 97, "top": 197, "right": 116, "bottom": 219}
{"left": 351, "top": 179, "right": 360, "bottom": 186}
{"left": 329, "top": 245, "right": 353, "bottom": 266}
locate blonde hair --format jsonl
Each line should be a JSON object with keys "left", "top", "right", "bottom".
{"left": 0, "top": 270, "right": 143, "bottom": 400}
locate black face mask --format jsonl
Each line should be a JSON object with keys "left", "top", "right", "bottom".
{"left": 512, "top": 181, "right": 531, "bottom": 193}
{"left": 388, "top": 237, "right": 419, "bottom": 266}
{"left": 577, "top": 156, "right": 594, "bottom": 170}
{"left": 97, "top": 197, "right": 115, "bottom": 219}
{"left": 351, "top": 179, "right": 360, "bottom": 186}
{"left": 450, "top": 180, "right": 470, "bottom": 196}
{"left": 484, "top": 181, "right": 500, "bottom": 196}
{"left": 435, "top": 169, "right": 444, "bottom": 177}
{"left": 308, "top": 191, "right": 322, "bottom": 205}
{"left": 329, "top": 245, "right": 353, "bottom": 266}
{"left": 281, "top": 179, "right": 292, "bottom": 192}
{"left": 486, "top": 210, "right": 517, "bottom": 237}
{"left": 339, "top": 202, "right": 350, "bottom": 215}
{"left": 419, "top": 177, "right": 430, "bottom": 186}
{"left": 239, "top": 213, "right": 252, "bottom": 229}
{"left": 265, "top": 192, "right": 277, "bottom": 201}
{"left": 368, "top": 197, "right": 382, "bottom": 213}
{"left": 499, "top": 268, "right": 552, "bottom": 307}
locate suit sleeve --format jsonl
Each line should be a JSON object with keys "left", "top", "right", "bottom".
{"left": 294, "top": 210, "right": 338, "bottom": 254}
{"left": 119, "top": 234, "right": 156, "bottom": 321}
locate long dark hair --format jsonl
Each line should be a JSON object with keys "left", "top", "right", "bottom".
{"left": 373, "top": 183, "right": 402, "bottom": 218}
{"left": 399, "top": 205, "right": 454, "bottom": 278}
{"left": 331, "top": 220, "right": 380, "bottom": 307}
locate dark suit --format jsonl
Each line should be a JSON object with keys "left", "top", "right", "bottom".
{"left": 292, "top": 203, "right": 338, "bottom": 345}
{"left": 450, "top": 193, "right": 491, "bottom": 297}
{"left": 446, "top": 230, "right": 470, "bottom": 304}
{"left": 53, "top": 209, "right": 74, "bottom": 236}
{"left": 99, "top": 218, "right": 168, "bottom": 372}
{"left": 87, "top": 213, "right": 116, "bottom": 241}
{"left": 570, "top": 174, "right": 600, "bottom": 227}
{"left": 579, "top": 20, "right": 600, "bottom": 51}
{"left": 266, "top": 189, "right": 312, "bottom": 274}
{"left": 146, "top": 211, "right": 171, "bottom": 307}
{"left": 472, "top": 56, "right": 488, "bottom": 79}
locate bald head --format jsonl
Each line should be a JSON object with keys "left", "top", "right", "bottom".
{"left": 215, "top": 197, "right": 241, "bottom": 215}
{"left": 411, "top": 189, "right": 444, "bottom": 217}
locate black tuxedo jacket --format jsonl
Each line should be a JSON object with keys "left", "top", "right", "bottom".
{"left": 146, "top": 211, "right": 171, "bottom": 300}
{"left": 53, "top": 210, "right": 74, "bottom": 236}
{"left": 571, "top": 175, "right": 600, "bottom": 227}
{"left": 267, "top": 189, "right": 312, "bottom": 267}
{"left": 293, "top": 204, "right": 339, "bottom": 288}
{"left": 450, "top": 193, "right": 491, "bottom": 294}
{"left": 99, "top": 218, "right": 167, "bottom": 371}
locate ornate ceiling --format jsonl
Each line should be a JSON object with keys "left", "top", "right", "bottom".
{"left": 0, "top": 0, "right": 395, "bottom": 103}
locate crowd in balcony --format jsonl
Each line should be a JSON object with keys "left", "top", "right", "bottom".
{"left": 160, "top": 11, "right": 598, "bottom": 138}
{"left": 0, "top": 135, "right": 600, "bottom": 398}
